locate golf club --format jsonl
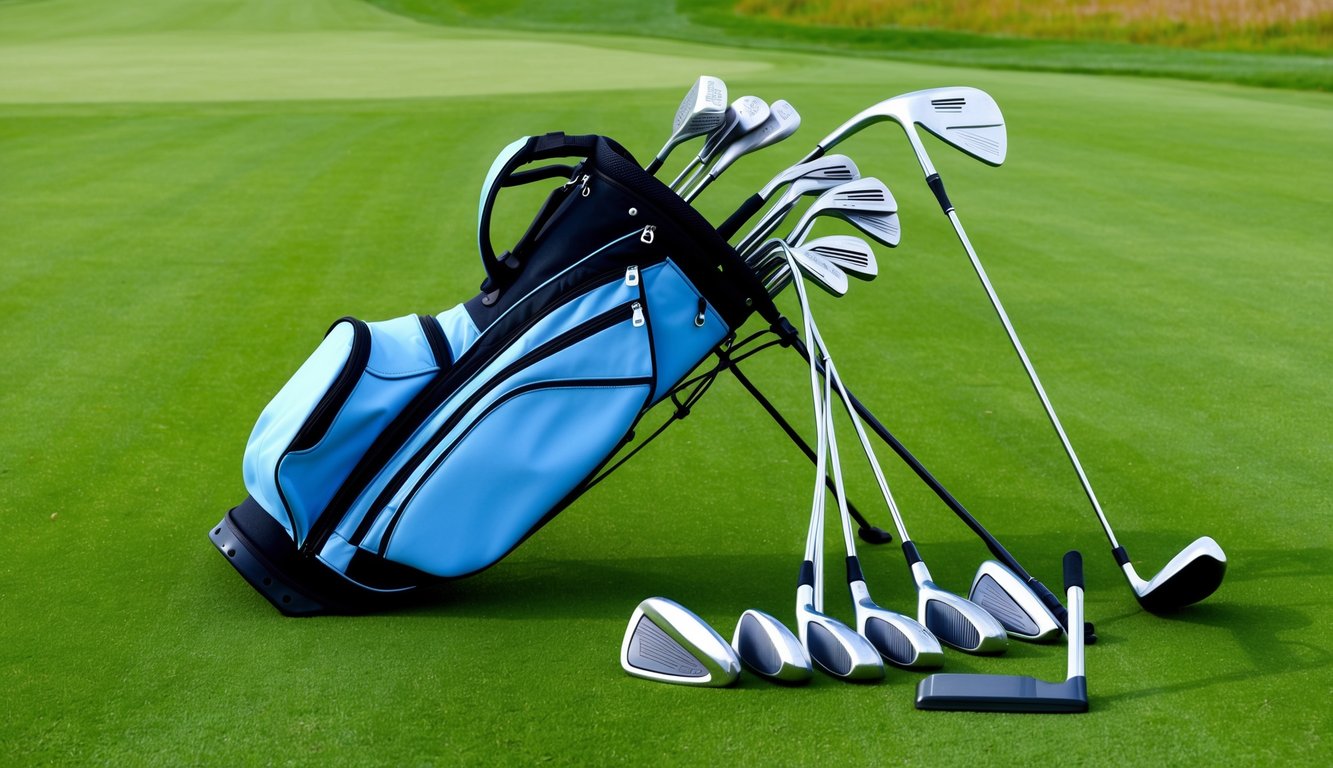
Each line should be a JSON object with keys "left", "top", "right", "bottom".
{"left": 621, "top": 596, "right": 741, "bottom": 687}
{"left": 718, "top": 154, "right": 859, "bottom": 243}
{"left": 682, "top": 99, "right": 801, "bottom": 203}
{"left": 810, "top": 323, "right": 1007, "bottom": 655}
{"left": 736, "top": 171, "right": 864, "bottom": 258}
{"left": 788, "top": 242, "right": 884, "bottom": 682}
{"left": 916, "top": 551, "right": 1089, "bottom": 713}
{"left": 671, "top": 95, "right": 770, "bottom": 191}
{"left": 644, "top": 75, "right": 728, "bottom": 176}
{"left": 820, "top": 343, "right": 944, "bottom": 670}
{"left": 803, "top": 86, "right": 1225, "bottom": 613}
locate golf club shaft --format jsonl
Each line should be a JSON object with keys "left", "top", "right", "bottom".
{"left": 781, "top": 327, "right": 1074, "bottom": 634}
{"left": 941, "top": 205, "right": 1120, "bottom": 552}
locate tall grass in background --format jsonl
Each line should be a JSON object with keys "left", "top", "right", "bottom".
{"left": 736, "top": 0, "right": 1333, "bottom": 53}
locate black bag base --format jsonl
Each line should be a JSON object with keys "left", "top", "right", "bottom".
{"left": 209, "top": 497, "right": 420, "bottom": 617}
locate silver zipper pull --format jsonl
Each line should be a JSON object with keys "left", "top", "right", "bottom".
{"left": 631, "top": 302, "right": 645, "bottom": 327}
{"left": 694, "top": 297, "right": 707, "bottom": 327}
{"left": 640, "top": 225, "right": 656, "bottom": 244}
{"left": 624, "top": 265, "right": 640, "bottom": 287}
{"left": 578, "top": 174, "right": 591, "bottom": 197}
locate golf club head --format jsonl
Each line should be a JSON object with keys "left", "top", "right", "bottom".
{"left": 732, "top": 609, "right": 813, "bottom": 684}
{"left": 968, "top": 560, "right": 1064, "bottom": 643}
{"left": 799, "top": 235, "right": 878, "bottom": 280}
{"left": 850, "top": 581, "right": 943, "bottom": 670}
{"left": 651, "top": 75, "right": 728, "bottom": 167}
{"left": 811, "top": 86, "right": 1006, "bottom": 168}
{"left": 757, "top": 153, "right": 860, "bottom": 200}
{"left": 844, "top": 210, "right": 901, "bottom": 249}
{"left": 788, "top": 178, "right": 898, "bottom": 245}
{"left": 705, "top": 99, "right": 801, "bottom": 182}
{"left": 621, "top": 597, "right": 741, "bottom": 687}
{"left": 797, "top": 595, "right": 885, "bottom": 682}
{"left": 1124, "top": 536, "right": 1227, "bottom": 614}
{"left": 702, "top": 96, "right": 770, "bottom": 162}
{"left": 740, "top": 171, "right": 865, "bottom": 258}
{"left": 913, "top": 562, "right": 1009, "bottom": 654}
{"left": 792, "top": 245, "right": 849, "bottom": 297}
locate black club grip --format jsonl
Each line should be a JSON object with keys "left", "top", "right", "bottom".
{"left": 1064, "top": 550, "right": 1084, "bottom": 592}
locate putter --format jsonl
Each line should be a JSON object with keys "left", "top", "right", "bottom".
{"left": 916, "top": 551, "right": 1089, "bottom": 713}
{"left": 644, "top": 76, "right": 728, "bottom": 176}
{"left": 621, "top": 597, "right": 741, "bottom": 687}
{"left": 671, "top": 96, "right": 770, "bottom": 191}
{"left": 803, "top": 86, "right": 1225, "bottom": 613}
{"left": 682, "top": 99, "right": 801, "bottom": 203}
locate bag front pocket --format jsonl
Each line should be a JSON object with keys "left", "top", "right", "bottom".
{"left": 243, "top": 314, "right": 451, "bottom": 542}
{"left": 354, "top": 297, "right": 654, "bottom": 577}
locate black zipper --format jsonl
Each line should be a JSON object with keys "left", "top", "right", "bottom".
{"left": 300, "top": 257, "right": 640, "bottom": 556}
{"left": 418, "top": 314, "right": 452, "bottom": 371}
{"left": 286, "top": 318, "right": 371, "bottom": 454}
{"left": 353, "top": 300, "right": 641, "bottom": 550}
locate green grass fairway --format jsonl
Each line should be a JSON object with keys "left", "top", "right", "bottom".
{"left": 2, "top": 1, "right": 1330, "bottom": 764}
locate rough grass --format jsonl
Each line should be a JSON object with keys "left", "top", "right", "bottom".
{"left": 370, "top": 0, "right": 1333, "bottom": 91}
{"left": 737, "top": 0, "right": 1333, "bottom": 54}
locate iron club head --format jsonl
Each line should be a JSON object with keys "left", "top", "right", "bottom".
{"left": 621, "top": 597, "right": 741, "bottom": 687}
{"left": 732, "top": 609, "right": 813, "bottom": 684}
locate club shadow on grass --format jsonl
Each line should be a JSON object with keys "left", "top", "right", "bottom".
{"left": 1094, "top": 599, "right": 1331, "bottom": 707}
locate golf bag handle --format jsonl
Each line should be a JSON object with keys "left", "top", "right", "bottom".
{"left": 476, "top": 132, "right": 604, "bottom": 294}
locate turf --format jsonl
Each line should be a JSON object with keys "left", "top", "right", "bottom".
{"left": 2, "top": 1, "right": 1331, "bottom": 765}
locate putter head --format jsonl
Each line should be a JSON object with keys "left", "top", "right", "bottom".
{"left": 621, "top": 597, "right": 741, "bottom": 687}
{"left": 1123, "top": 536, "right": 1227, "bottom": 614}
{"left": 914, "top": 561, "right": 1009, "bottom": 654}
{"left": 757, "top": 153, "right": 860, "bottom": 200}
{"left": 915, "top": 673, "right": 1088, "bottom": 714}
{"left": 732, "top": 609, "right": 813, "bottom": 684}
{"left": 812, "top": 86, "right": 1006, "bottom": 167}
{"left": 917, "top": 551, "right": 1088, "bottom": 713}
{"left": 799, "top": 235, "right": 878, "bottom": 280}
{"left": 655, "top": 75, "right": 728, "bottom": 163}
{"left": 968, "top": 560, "right": 1064, "bottom": 643}
{"left": 797, "top": 582, "right": 884, "bottom": 682}
{"left": 850, "top": 581, "right": 943, "bottom": 670}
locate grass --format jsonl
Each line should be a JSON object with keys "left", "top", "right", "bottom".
{"left": 369, "top": 0, "right": 1333, "bottom": 91}
{"left": 2, "top": 0, "right": 1331, "bottom": 765}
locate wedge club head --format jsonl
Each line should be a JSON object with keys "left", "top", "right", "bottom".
{"left": 912, "top": 561, "right": 1009, "bottom": 654}
{"left": 621, "top": 597, "right": 740, "bottom": 687}
{"left": 797, "top": 580, "right": 885, "bottom": 682}
{"left": 851, "top": 580, "right": 944, "bottom": 670}
{"left": 684, "top": 99, "right": 801, "bottom": 201}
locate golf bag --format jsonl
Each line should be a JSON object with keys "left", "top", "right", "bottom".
{"left": 210, "top": 133, "right": 779, "bottom": 616}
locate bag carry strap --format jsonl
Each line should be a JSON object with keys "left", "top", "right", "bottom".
{"left": 476, "top": 132, "right": 600, "bottom": 292}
